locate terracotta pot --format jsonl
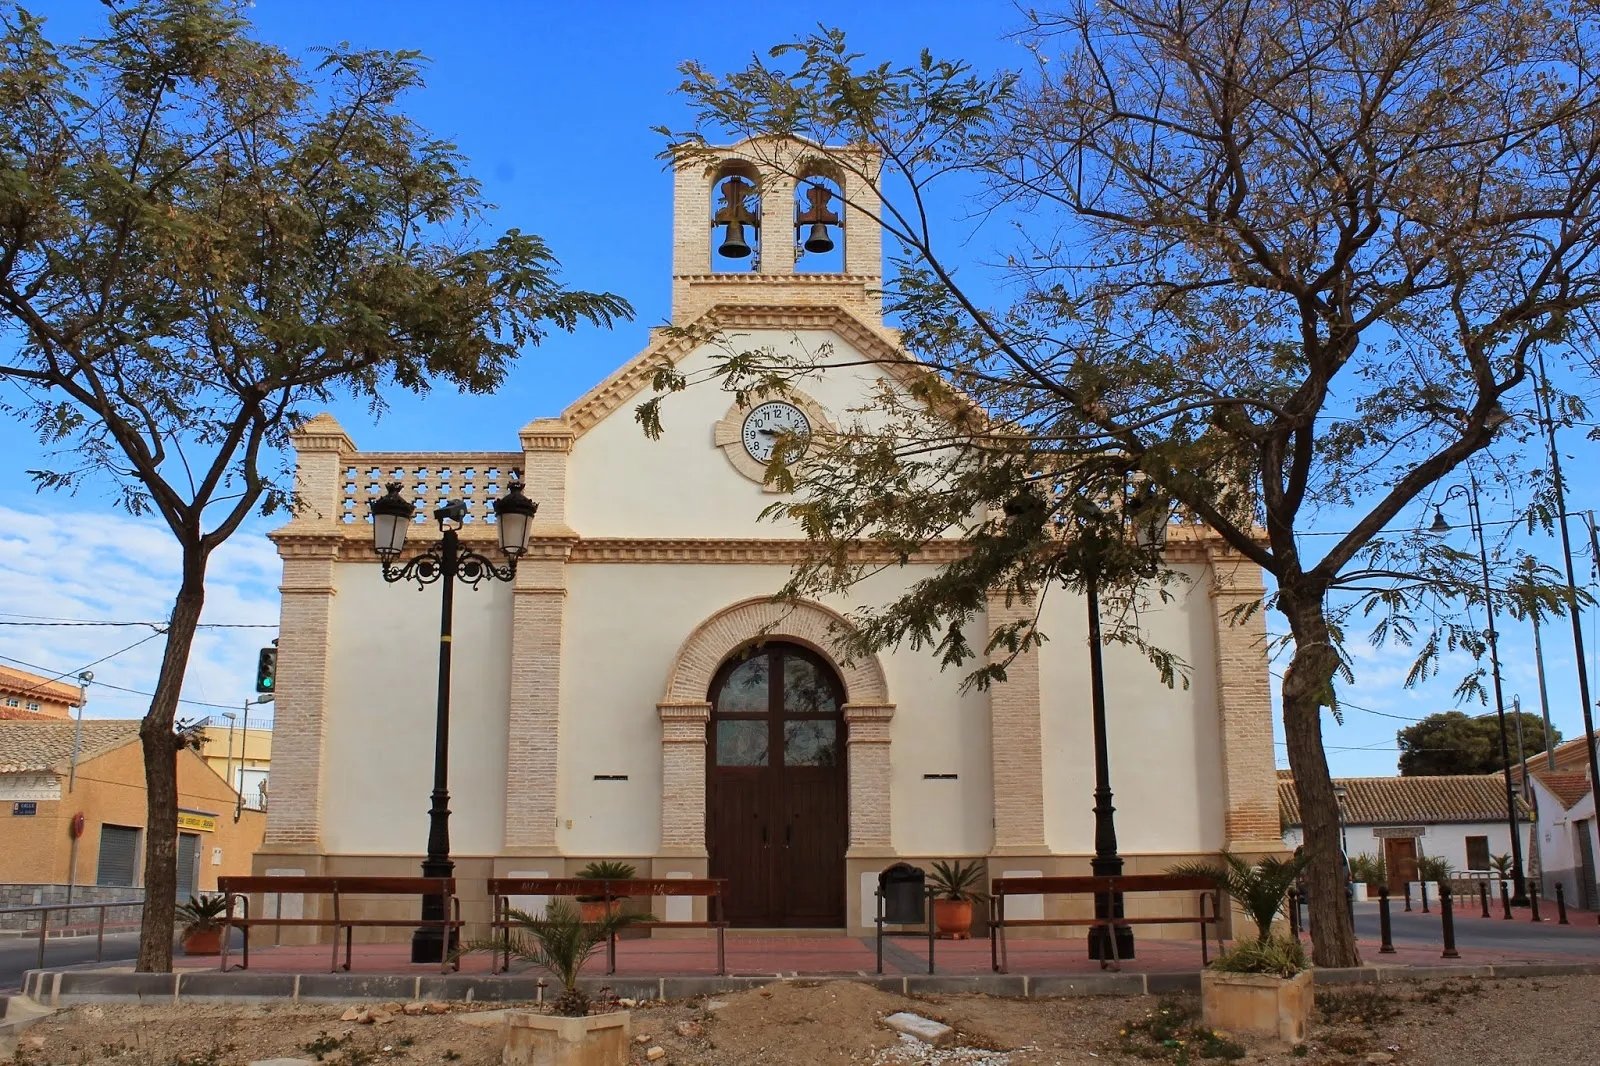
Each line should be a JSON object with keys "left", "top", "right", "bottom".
{"left": 181, "top": 927, "right": 222, "bottom": 956}
{"left": 579, "top": 899, "right": 622, "bottom": 923}
{"left": 932, "top": 898, "right": 973, "bottom": 939}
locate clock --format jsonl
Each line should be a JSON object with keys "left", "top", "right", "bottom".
{"left": 741, "top": 401, "right": 811, "bottom": 463}
{"left": 713, "top": 391, "right": 833, "bottom": 491}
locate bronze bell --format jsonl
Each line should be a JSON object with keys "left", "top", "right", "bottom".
{"left": 713, "top": 175, "right": 759, "bottom": 260}
{"left": 719, "top": 220, "right": 752, "bottom": 258}
{"left": 797, "top": 184, "right": 841, "bottom": 255}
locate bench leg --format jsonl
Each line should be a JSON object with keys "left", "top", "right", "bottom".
{"left": 717, "top": 926, "right": 725, "bottom": 977}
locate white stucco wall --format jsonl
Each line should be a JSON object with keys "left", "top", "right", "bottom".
{"left": 567, "top": 330, "right": 902, "bottom": 539}
{"left": 1035, "top": 566, "right": 1225, "bottom": 856}
{"left": 1531, "top": 779, "right": 1597, "bottom": 903}
{"left": 557, "top": 562, "right": 991, "bottom": 857}
{"left": 1283, "top": 819, "right": 1519, "bottom": 875}
{"left": 321, "top": 562, "right": 512, "bottom": 856}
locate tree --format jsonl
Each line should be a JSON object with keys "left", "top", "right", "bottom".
{"left": 0, "top": 1, "right": 629, "bottom": 971}
{"left": 655, "top": 0, "right": 1600, "bottom": 967}
{"left": 1398, "top": 711, "right": 1560, "bottom": 776}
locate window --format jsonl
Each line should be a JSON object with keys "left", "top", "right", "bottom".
{"left": 25, "top": 702, "right": 39, "bottom": 712}
{"left": 4, "top": 698, "right": 16, "bottom": 707}
{"left": 95, "top": 825, "right": 141, "bottom": 887}
{"left": 1466, "top": 835, "right": 1491, "bottom": 871}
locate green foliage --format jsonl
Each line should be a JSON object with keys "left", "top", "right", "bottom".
{"left": 174, "top": 894, "right": 228, "bottom": 935}
{"left": 1397, "top": 711, "right": 1559, "bottom": 776}
{"left": 1209, "top": 935, "right": 1310, "bottom": 978}
{"left": 1416, "top": 856, "right": 1454, "bottom": 883}
{"left": 461, "top": 901, "right": 651, "bottom": 1016}
{"left": 1489, "top": 853, "right": 1514, "bottom": 878}
{"left": 0, "top": 0, "right": 628, "bottom": 973}
{"left": 1113, "top": 997, "right": 1248, "bottom": 1063}
{"left": 1348, "top": 853, "right": 1386, "bottom": 885}
{"left": 927, "top": 859, "right": 987, "bottom": 902}
{"left": 301, "top": 1033, "right": 350, "bottom": 1062}
{"left": 573, "top": 860, "right": 638, "bottom": 902}
{"left": 1167, "top": 851, "right": 1312, "bottom": 943}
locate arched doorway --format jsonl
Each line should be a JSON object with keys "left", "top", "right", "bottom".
{"left": 707, "top": 642, "right": 847, "bottom": 927}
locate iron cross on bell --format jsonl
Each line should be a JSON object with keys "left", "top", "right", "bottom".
{"left": 797, "top": 184, "right": 840, "bottom": 254}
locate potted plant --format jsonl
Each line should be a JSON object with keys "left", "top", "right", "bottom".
{"left": 573, "top": 860, "right": 636, "bottom": 923}
{"left": 927, "top": 859, "right": 986, "bottom": 939}
{"left": 465, "top": 900, "right": 651, "bottom": 1066}
{"left": 176, "top": 894, "right": 229, "bottom": 956}
{"left": 1169, "top": 851, "right": 1314, "bottom": 1045}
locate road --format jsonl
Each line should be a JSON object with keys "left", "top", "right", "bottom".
{"left": 1351, "top": 901, "right": 1600, "bottom": 956}
{"left": 0, "top": 931, "right": 145, "bottom": 991}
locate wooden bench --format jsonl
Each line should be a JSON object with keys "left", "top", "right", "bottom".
{"left": 216, "top": 876, "right": 462, "bottom": 974}
{"left": 988, "top": 874, "right": 1223, "bottom": 972}
{"left": 488, "top": 877, "right": 729, "bottom": 975}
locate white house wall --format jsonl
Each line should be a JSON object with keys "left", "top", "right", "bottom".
{"left": 321, "top": 562, "right": 512, "bottom": 856}
{"left": 1036, "top": 565, "right": 1225, "bottom": 856}
{"left": 1283, "top": 820, "right": 1517, "bottom": 875}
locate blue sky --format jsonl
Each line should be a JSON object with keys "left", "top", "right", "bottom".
{"left": 1, "top": 1, "right": 1597, "bottom": 778}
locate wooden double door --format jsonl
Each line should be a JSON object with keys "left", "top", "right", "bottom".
{"left": 706, "top": 643, "right": 847, "bottom": 927}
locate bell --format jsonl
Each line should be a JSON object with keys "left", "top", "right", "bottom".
{"left": 803, "top": 221, "right": 834, "bottom": 254}
{"left": 718, "top": 220, "right": 752, "bottom": 259}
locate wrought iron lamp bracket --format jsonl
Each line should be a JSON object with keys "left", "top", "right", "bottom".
{"left": 379, "top": 546, "right": 516, "bottom": 590}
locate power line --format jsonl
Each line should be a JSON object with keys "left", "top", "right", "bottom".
{"left": 0, "top": 633, "right": 167, "bottom": 695}
{"left": 0, "top": 651, "right": 247, "bottom": 712}
{"left": 0, "top": 612, "right": 275, "bottom": 629}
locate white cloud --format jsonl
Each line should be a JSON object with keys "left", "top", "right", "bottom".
{"left": 0, "top": 504, "right": 280, "bottom": 723}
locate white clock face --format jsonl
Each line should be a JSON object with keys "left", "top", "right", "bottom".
{"left": 741, "top": 401, "right": 811, "bottom": 463}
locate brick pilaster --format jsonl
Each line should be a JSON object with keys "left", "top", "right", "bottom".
{"left": 844, "top": 703, "right": 895, "bottom": 852}
{"left": 1208, "top": 546, "right": 1282, "bottom": 850}
{"left": 987, "top": 590, "right": 1046, "bottom": 851}
{"left": 503, "top": 420, "right": 575, "bottom": 853}
{"left": 658, "top": 701, "right": 712, "bottom": 854}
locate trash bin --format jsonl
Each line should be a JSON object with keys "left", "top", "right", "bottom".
{"left": 878, "top": 863, "right": 926, "bottom": 924}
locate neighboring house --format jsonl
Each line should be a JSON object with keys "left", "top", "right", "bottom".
{"left": 198, "top": 718, "right": 271, "bottom": 811}
{"left": 1527, "top": 769, "right": 1597, "bottom": 910}
{"left": 1280, "top": 773, "right": 1530, "bottom": 894}
{"left": 0, "top": 719, "right": 265, "bottom": 925}
{"left": 257, "top": 139, "right": 1284, "bottom": 940}
{"left": 0, "top": 665, "right": 83, "bottom": 720}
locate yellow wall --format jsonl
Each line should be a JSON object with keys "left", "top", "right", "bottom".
{"left": 0, "top": 741, "right": 265, "bottom": 890}
{"left": 198, "top": 725, "right": 272, "bottom": 778}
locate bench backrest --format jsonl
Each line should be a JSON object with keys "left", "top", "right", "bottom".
{"left": 488, "top": 878, "right": 724, "bottom": 898}
{"left": 217, "top": 876, "right": 456, "bottom": 896}
{"left": 991, "top": 874, "right": 1218, "bottom": 896}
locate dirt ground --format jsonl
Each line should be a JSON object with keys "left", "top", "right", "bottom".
{"left": 10, "top": 975, "right": 1599, "bottom": 1066}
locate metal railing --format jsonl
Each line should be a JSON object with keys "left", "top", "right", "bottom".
{"left": 0, "top": 899, "right": 145, "bottom": 970}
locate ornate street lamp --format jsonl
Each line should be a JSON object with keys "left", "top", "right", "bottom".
{"left": 1429, "top": 473, "right": 1529, "bottom": 906}
{"left": 369, "top": 477, "right": 537, "bottom": 963}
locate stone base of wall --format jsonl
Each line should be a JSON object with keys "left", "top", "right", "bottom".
{"left": 0, "top": 884, "right": 145, "bottom": 932}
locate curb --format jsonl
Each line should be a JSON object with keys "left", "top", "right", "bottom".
{"left": 16, "top": 960, "right": 1600, "bottom": 1008}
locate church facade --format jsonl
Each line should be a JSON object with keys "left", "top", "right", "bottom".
{"left": 257, "top": 141, "right": 1281, "bottom": 936}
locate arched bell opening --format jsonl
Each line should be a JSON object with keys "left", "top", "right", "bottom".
{"left": 793, "top": 166, "right": 845, "bottom": 274}
{"left": 709, "top": 162, "right": 762, "bottom": 273}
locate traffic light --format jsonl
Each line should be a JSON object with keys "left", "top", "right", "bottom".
{"left": 255, "top": 647, "right": 277, "bottom": 693}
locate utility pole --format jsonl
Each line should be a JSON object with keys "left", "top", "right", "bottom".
{"left": 1532, "top": 608, "right": 1558, "bottom": 772}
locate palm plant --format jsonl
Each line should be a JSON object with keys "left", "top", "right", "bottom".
{"left": 463, "top": 900, "right": 651, "bottom": 1016}
{"left": 1169, "top": 850, "right": 1313, "bottom": 944}
{"left": 927, "top": 859, "right": 987, "bottom": 901}
{"left": 1416, "top": 855, "right": 1454, "bottom": 883}
{"left": 175, "top": 894, "right": 229, "bottom": 937}
{"left": 574, "top": 860, "right": 637, "bottom": 903}
{"left": 1348, "top": 853, "right": 1386, "bottom": 885}
{"left": 1489, "top": 853, "right": 1514, "bottom": 880}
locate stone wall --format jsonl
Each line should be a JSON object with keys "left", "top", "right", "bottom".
{"left": 0, "top": 883, "right": 145, "bottom": 932}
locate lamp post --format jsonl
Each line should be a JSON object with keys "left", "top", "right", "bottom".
{"left": 221, "top": 712, "right": 238, "bottom": 800}
{"left": 1054, "top": 480, "right": 1168, "bottom": 961}
{"left": 1429, "top": 473, "right": 1528, "bottom": 905}
{"left": 1333, "top": 783, "right": 1349, "bottom": 858}
{"left": 369, "top": 477, "right": 537, "bottom": 963}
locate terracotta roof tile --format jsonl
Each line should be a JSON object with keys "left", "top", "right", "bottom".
{"left": 1534, "top": 770, "right": 1592, "bottom": 811}
{"left": 0, "top": 665, "right": 84, "bottom": 705}
{"left": 1279, "top": 774, "right": 1530, "bottom": 827}
{"left": 0, "top": 707, "right": 58, "bottom": 721}
{"left": 0, "top": 720, "right": 142, "bottom": 774}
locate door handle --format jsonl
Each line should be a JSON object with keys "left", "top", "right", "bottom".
{"left": 785, "top": 823, "right": 793, "bottom": 847}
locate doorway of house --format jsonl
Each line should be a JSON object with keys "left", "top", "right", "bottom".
{"left": 1384, "top": 837, "right": 1419, "bottom": 896}
{"left": 707, "top": 642, "right": 847, "bottom": 927}
{"left": 1576, "top": 820, "right": 1598, "bottom": 911}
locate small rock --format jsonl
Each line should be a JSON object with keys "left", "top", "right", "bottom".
{"left": 371, "top": 1010, "right": 395, "bottom": 1025}
{"left": 250, "top": 1059, "right": 314, "bottom": 1066}
{"left": 423, "top": 1003, "right": 449, "bottom": 1015}
{"left": 340, "top": 1007, "right": 362, "bottom": 1022}
{"left": 23, "top": 1037, "right": 46, "bottom": 1050}
{"left": 675, "top": 1021, "right": 702, "bottom": 1038}
{"left": 883, "top": 1012, "right": 954, "bottom": 1046}
{"left": 635, "top": 1035, "right": 651, "bottom": 1044}
{"left": 646, "top": 1049, "right": 666, "bottom": 1062}
{"left": 354, "top": 1010, "right": 373, "bottom": 1024}
{"left": 705, "top": 1000, "right": 728, "bottom": 1012}
{"left": 381, "top": 1002, "right": 403, "bottom": 1013}
{"left": 618, "top": 998, "right": 637, "bottom": 1008}
{"left": 402, "top": 1002, "right": 424, "bottom": 1016}
{"left": 1367, "top": 1056, "right": 1395, "bottom": 1065}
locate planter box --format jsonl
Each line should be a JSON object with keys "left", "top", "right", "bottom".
{"left": 504, "top": 1010, "right": 631, "bottom": 1066}
{"left": 1201, "top": 969, "right": 1313, "bottom": 1045}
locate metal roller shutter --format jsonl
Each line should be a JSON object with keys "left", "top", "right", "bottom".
{"left": 96, "top": 825, "right": 140, "bottom": 887}
{"left": 176, "top": 832, "right": 200, "bottom": 901}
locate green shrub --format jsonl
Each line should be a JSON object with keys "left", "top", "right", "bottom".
{"left": 1208, "top": 935, "right": 1308, "bottom": 978}
{"left": 928, "top": 859, "right": 987, "bottom": 901}
{"left": 1114, "top": 998, "right": 1247, "bottom": 1063}
{"left": 1416, "top": 855, "right": 1454, "bottom": 882}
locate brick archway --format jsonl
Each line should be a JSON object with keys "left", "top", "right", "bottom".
{"left": 663, "top": 596, "right": 889, "bottom": 705}
{"left": 657, "top": 597, "right": 894, "bottom": 857}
